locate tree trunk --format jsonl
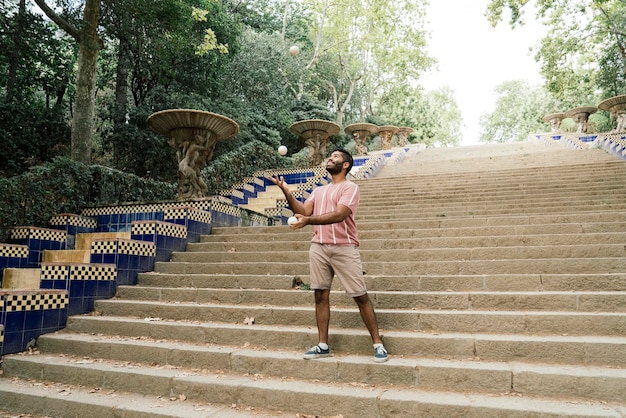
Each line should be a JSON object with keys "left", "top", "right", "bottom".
{"left": 71, "top": 0, "right": 101, "bottom": 163}
{"left": 112, "top": 39, "right": 130, "bottom": 162}
{"left": 33, "top": 0, "right": 102, "bottom": 164}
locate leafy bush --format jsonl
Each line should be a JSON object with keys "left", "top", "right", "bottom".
{"left": 0, "top": 158, "right": 176, "bottom": 241}
{"left": 203, "top": 139, "right": 291, "bottom": 195}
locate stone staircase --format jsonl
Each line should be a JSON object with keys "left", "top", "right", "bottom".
{"left": 1, "top": 141, "right": 626, "bottom": 417}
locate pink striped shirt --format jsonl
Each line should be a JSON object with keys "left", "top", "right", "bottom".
{"left": 306, "top": 180, "right": 360, "bottom": 246}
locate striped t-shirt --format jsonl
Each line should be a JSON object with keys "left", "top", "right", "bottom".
{"left": 306, "top": 180, "right": 360, "bottom": 246}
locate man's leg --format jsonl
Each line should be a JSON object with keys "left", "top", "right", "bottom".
{"left": 353, "top": 293, "right": 382, "bottom": 344}
{"left": 314, "top": 289, "right": 331, "bottom": 344}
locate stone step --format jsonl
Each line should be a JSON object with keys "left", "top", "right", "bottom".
{"left": 115, "top": 285, "right": 626, "bottom": 312}
{"left": 75, "top": 231, "right": 130, "bottom": 250}
{"left": 172, "top": 244, "right": 626, "bottom": 264}
{"left": 152, "top": 257, "right": 626, "bottom": 275}
{"left": 98, "top": 295, "right": 626, "bottom": 333}
{"left": 204, "top": 212, "right": 626, "bottom": 236}
{"left": 201, "top": 223, "right": 626, "bottom": 243}
{"left": 0, "top": 374, "right": 294, "bottom": 418}
{"left": 187, "top": 232, "right": 626, "bottom": 252}
{"left": 29, "top": 333, "right": 626, "bottom": 404}
{"left": 42, "top": 249, "right": 91, "bottom": 263}
{"left": 3, "top": 353, "right": 624, "bottom": 418}
{"left": 56, "top": 316, "right": 626, "bottom": 367}
{"left": 135, "top": 272, "right": 626, "bottom": 292}
{"left": 1, "top": 268, "right": 40, "bottom": 289}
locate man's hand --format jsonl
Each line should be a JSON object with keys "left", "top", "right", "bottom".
{"left": 269, "top": 175, "right": 288, "bottom": 193}
{"left": 288, "top": 214, "right": 307, "bottom": 229}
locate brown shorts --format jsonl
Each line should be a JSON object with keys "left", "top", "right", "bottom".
{"left": 309, "top": 243, "right": 367, "bottom": 297}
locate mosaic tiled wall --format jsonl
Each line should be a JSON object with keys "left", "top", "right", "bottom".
{"left": 90, "top": 239, "right": 156, "bottom": 285}
{"left": 0, "top": 244, "right": 29, "bottom": 284}
{"left": 164, "top": 206, "right": 212, "bottom": 242}
{"left": 40, "top": 263, "right": 116, "bottom": 316}
{"left": 131, "top": 221, "right": 187, "bottom": 261}
{"left": 0, "top": 289, "right": 68, "bottom": 355}
{"left": 49, "top": 213, "right": 97, "bottom": 249}
{"left": 10, "top": 227, "right": 67, "bottom": 267}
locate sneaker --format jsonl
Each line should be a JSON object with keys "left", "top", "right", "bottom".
{"left": 303, "top": 345, "right": 330, "bottom": 359}
{"left": 373, "top": 345, "right": 388, "bottom": 363}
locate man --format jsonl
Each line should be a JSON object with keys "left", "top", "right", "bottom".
{"left": 270, "top": 149, "right": 388, "bottom": 363}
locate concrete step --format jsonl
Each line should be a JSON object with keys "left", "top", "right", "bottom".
{"left": 42, "top": 249, "right": 91, "bottom": 263}
{"left": 97, "top": 295, "right": 626, "bottom": 334}
{"left": 0, "top": 375, "right": 295, "bottom": 418}
{"left": 187, "top": 232, "right": 626, "bottom": 253}
{"left": 172, "top": 244, "right": 626, "bottom": 264}
{"left": 1, "top": 268, "right": 40, "bottom": 289}
{"left": 61, "top": 316, "right": 626, "bottom": 367}
{"left": 135, "top": 272, "right": 626, "bottom": 292}
{"left": 30, "top": 332, "right": 626, "bottom": 404}
{"left": 3, "top": 353, "right": 624, "bottom": 418}
{"left": 152, "top": 257, "right": 626, "bottom": 275}
{"left": 114, "top": 285, "right": 626, "bottom": 313}
{"left": 75, "top": 231, "right": 130, "bottom": 250}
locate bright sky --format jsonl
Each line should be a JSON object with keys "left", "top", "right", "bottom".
{"left": 421, "top": 0, "right": 546, "bottom": 145}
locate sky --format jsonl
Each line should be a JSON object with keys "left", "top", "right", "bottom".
{"left": 420, "top": 1, "right": 547, "bottom": 145}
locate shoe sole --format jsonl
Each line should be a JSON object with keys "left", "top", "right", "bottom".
{"left": 303, "top": 353, "right": 330, "bottom": 360}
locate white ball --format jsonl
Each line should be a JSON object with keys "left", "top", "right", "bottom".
{"left": 289, "top": 45, "right": 300, "bottom": 56}
{"left": 278, "top": 145, "right": 288, "bottom": 156}
{"left": 287, "top": 216, "right": 298, "bottom": 225}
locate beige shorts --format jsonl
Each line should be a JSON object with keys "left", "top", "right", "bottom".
{"left": 309, "top": 243, "right": 367, "bottom": 297}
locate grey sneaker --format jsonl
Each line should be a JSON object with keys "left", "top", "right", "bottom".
{"left": 374, "top": 345, "right": 388, "bottom": 363}
{"left": 303, "top": 345, "right": 330, "bottom": 359}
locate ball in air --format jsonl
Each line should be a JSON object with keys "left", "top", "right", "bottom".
{"left": 278, "top": 145, "right": 288, "bottom": 156}
{"left": 289, "top": 45, "right": 300, "bottom": 56}
{"left": 287, "top": 216, "right": 298, "bottom": 225}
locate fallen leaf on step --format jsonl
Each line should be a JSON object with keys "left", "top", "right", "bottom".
{"left": 244, "top": 316, "right": 255, "bottom": 325}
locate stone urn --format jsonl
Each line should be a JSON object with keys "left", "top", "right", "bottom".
{"left": 377, "top": 125, "right": 399, "bottom": 150}
{"left": 147, "top": 109, "right": 239, "bottom": 201}
{"left": 396, "top": 127, "right": 414, "bottom": 147}
{"left": 344, "top": 123, "right": 379, "bottom": 156}
{"left": 542, "top": 113, "right": 564, "bottom": 134}
{"left": 289, "top": 119, "right": 341, "bottom": 166}
{"left": 564, "top": 106, "right": 597, "bottom": 134}
{"left": 598, "top": 95, "right": 626, "bottom": 133}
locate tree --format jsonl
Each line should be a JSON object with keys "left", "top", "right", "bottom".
{"left": 479, "top": 79, "right": 558, "bottom": 143}
{"left": 486, "top": 0, "right": 626, "bottom": 100}
{"left": 378, "top": 85, "right": 462, "bottom": 147}
{"left": 33, "top": 0, "right": 102, "bottom": 163}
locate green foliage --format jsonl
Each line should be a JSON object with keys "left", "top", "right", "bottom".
{"left": 479, "top": 80, "right": 559, "bottom": 143}
{"left": 486, "top": 0, "right": 626, "bottom": 109}
{"left": 377, "top": 85, "right": 462, "bottom": 147}
{"left": 202, "top": 139, "right": 291, "bottom": 195}
{"left": 0, "top": 98, "right": 71, "bottom": 176}
{"left": 0, "top": 157, "right": 176, "bottom": 241}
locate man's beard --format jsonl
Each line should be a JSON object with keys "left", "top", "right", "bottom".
{"left": 326, "top": 161, "right": 342, "bottom": 174}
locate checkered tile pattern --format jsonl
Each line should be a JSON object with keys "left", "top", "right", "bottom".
{"left": 131, "top": 222, "right": 156, "bottom": 236}
{"left": 49, "top": 214, "right": 97, "bottom": 229}
{"left": 41, "top": 264, "right": 70, "bottom": 280}
{"left": 70, "top": 264, "right": 116, "bottom": 281}
{"left": 187, "top": 208, "right": 211, "bottom": 224}
{"left": 118, "top": 240, "right": 156, "bottom": 256}
{"left": 163, "top": 206, "right": 211, "bottom": 223}
{"left": 156, "top": 222, "right": 187, "bottom": 238}
{"left": 2, "top": 291, "right": 68, "bottom": 312}
{"left": 0, "top": 244, "right": 29, "bottom": 258}
{"left": 81, "top": 203, "right": 164, "bottom": 217}
{"left": 10, "top": 227, "right": 66, "bottom": 242}
{"left": 212, "top": 201, "right": 242, "bottom": 217}
{"left": 90, "top": 240, "right": 118, "bottom": 254}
